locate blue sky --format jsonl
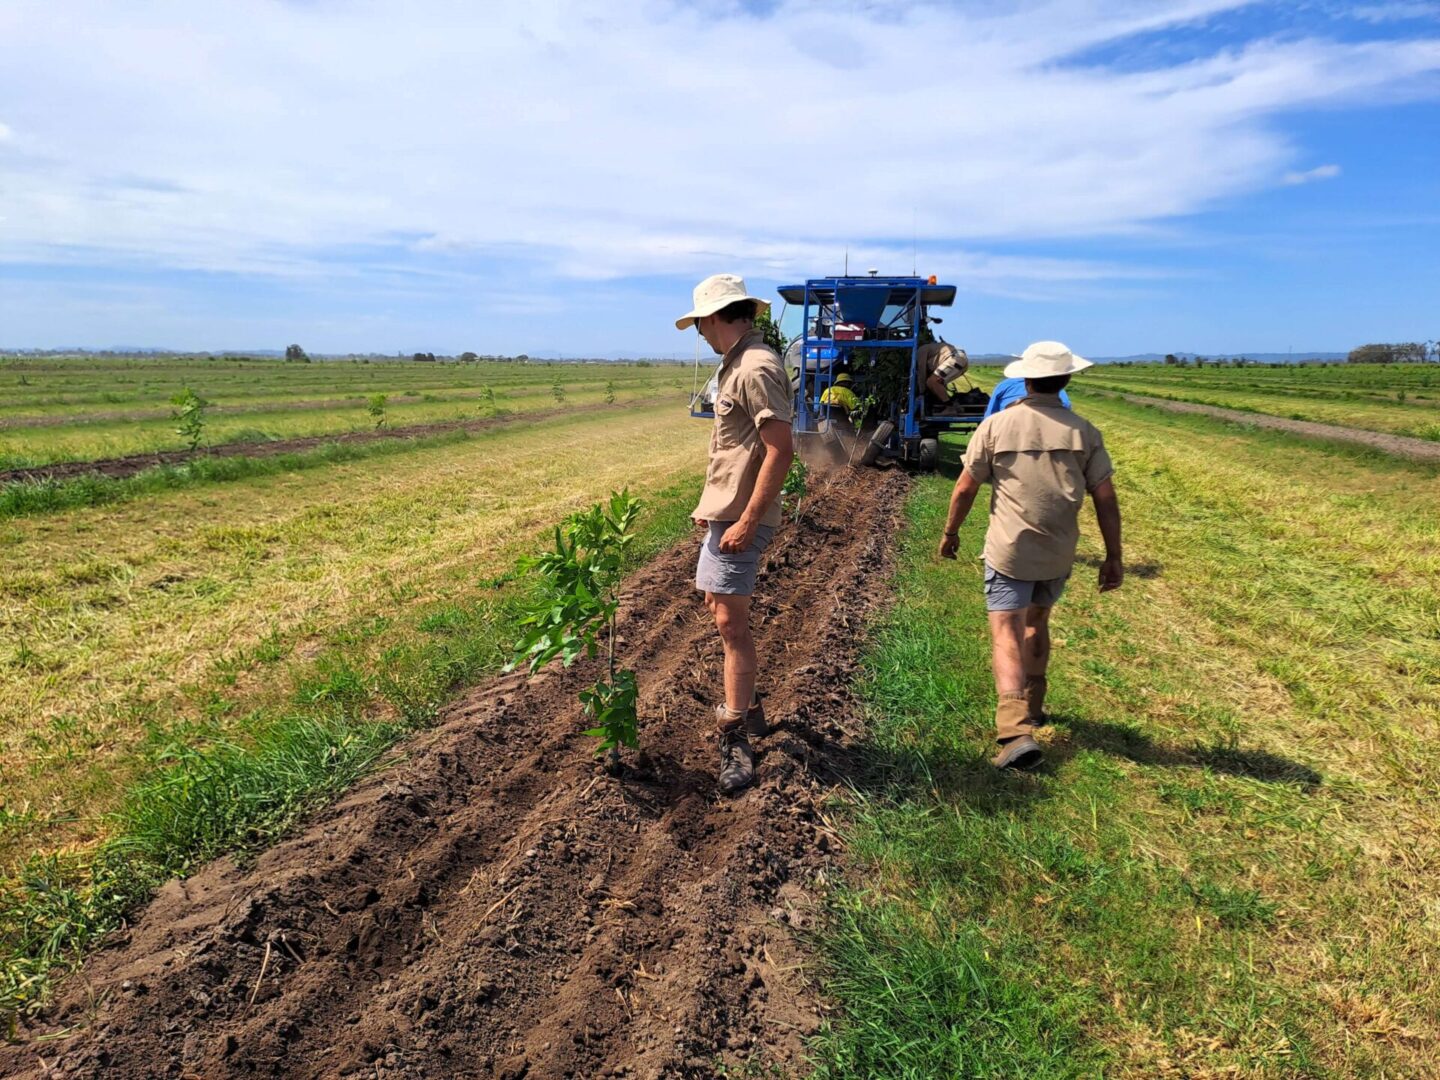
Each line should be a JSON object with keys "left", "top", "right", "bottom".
{"left": 1, "top": 0, "right": 1437, "bottom": 357}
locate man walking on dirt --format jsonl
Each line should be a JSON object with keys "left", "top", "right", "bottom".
{"left": 677, "top": 274, "right": 795, "bottom": 793}
{"left": 938, "top": 342, "right": 1123, "bottom": 769}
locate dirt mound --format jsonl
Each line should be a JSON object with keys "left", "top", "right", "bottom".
{"left": 2, "top": 469, "right": 907, "bottom": 1079}
{"left": 0, "top": 400, "right": 661, "bottom": 486}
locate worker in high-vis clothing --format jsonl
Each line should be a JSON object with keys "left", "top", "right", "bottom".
{"left": 677, "top": 273, "right": 796, "bottom": 794}
{"left": 938, "top": 341, "right": 1124, "bottom": 770}
{"left": 819, "top": 370, "right": 860, "bottom": 420}
{"left": 918, "top": 341, "right": 969, "bottom": 411}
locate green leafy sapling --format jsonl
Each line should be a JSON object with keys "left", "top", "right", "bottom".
{"left": 604, "top": 380, "right": 616, "bottom": 405}
{"left": 367, "top": 393, "right": 388, "bottom": 429}
{"left": 508, "top": 490, "right": 644, "bottom": 769}
{"left": 170, "top": 387, "right": 211, "bottom": 450}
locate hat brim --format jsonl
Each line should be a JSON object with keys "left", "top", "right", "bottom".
{"left": 1002, "top": 355, "right": 1093, "bottom": 380}
{"left": 675, "top": 295, "right": 772, "bottom": 331}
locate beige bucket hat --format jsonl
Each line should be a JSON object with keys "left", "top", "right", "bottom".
{"left": 1003, "top": 340, "right": 1093, "bottom": 380}
{"left": 675, "top": 273, "right": 771, "bottom": 330}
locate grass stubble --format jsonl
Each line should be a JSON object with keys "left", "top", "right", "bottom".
{"left": 809, "top": 393, "right": 1440, "bottom": 1078}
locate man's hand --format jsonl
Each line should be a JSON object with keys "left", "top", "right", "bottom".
{"left": 1090, "top": 479, "right": 1123, "bottom": 593}
{"left": 720, "top": 518, "right": 757, "bottom": 554}
{"left": 939, "top": 470, "right": 981, "bottom": 562}
{"left": 1099, "top": 555, "right": 1124, "bottom": 592}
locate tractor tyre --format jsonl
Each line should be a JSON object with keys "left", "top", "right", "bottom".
{"left": 918, "top": 437, "right": 940, "bottom": 470}
{"left": 859, "top": 421, "right": 894, "bottom": 467}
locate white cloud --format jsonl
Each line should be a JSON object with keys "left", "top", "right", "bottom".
{"left": 1281, "top": 163, "right": 1342, "bottom": 184}
{"left": 0, "top": 1, "right": 1436, "bottom": 291}
{"left": 1349, "top": 3, "right": 1440, "bottom": 23}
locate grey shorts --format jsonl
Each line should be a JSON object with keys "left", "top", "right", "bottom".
{"left": 983, "top": 563, "right": 1069, "bottom": 611}
{"left": 696, "top": 522, "right": 776, "bottom": 596}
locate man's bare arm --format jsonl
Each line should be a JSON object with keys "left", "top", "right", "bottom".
{"left": 1090, "top": 477, "right": 1123, "bottom": 592}
{"left": 719, "top": 419, "right": 794, "bottom": 553}
{"left": 938, "top": 469, "right": 982, "bottom": 559}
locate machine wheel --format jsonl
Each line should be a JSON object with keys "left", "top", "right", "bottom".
{"left": 918, "top": 437, "right": 940, "bottom": 470}
{"left": 859, "top": 421, "right": 894, "bottom": 467}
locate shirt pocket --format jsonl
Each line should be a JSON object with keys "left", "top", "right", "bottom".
{"left": 712, "top": 396, "right": 745, "bottom": 450}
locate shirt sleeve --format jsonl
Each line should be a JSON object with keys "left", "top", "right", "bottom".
{"left": 1083, "top": 427, "right": 1114, "bottom": 489}
{"left": 963, "top": 419, "right": 995, "bottom": 483}
{"left": 983, "top": 380, "right": 1014, "bottom": 419}
{"left": 736, "top": 358, "right": 795, "bottom": 428}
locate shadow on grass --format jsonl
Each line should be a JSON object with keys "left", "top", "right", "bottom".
{"left": 1050, "top": 714, "right": 1322, "bottom": 789}
{"left": 848, "top": 734, "right": 1060, "bottom": 818}
{"left": 1073, "top": 552, "right": 1163, "bottom": 579}
{"left": 843, "top": 710, "right": 1321, "bottom": 827}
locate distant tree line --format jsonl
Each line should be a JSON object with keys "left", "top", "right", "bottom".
{"left": 1347, "top": 342, "right": 1437, "bottom": 364}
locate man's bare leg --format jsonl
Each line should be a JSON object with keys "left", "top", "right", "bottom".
{"left": 1022, "top": 603, "right": 1053, "bottom": 723}
{"left": 988, "top": 608, "right": 1027, "bottom": 699}
{"left": 708, "top": 593, "right": 757, "bottom": 717}
{"left": 988, "top": 608, "right": 1041, "bottom": 766}
{"left": 707, "top": 592, "right": 758, "bottom": 792}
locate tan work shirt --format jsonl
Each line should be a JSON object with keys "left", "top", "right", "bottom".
{"left": 961, "top": 393, "right": 1114, "bottom": 580}
{"left": 919, "top": 342, "right": 967, "bottom": 384}
{"left": 694, "top": 329, "right": 795, "bottom": 528}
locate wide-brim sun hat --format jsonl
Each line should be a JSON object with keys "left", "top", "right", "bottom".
{"left": 1003, "top": 340, "right": 1093, "bottom": 380}
{"left": 675, "top": 273, "right": 772, "bottom": 330}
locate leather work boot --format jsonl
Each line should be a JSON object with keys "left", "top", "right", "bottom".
{"left": 1023, "top": 675, "right": 1048, "bottom": 727}
{"left": 992, "top": 735, "right": 1043, "bottom": 770}
{"left": 716, "top": 705, "right": 756, "bottom": 793}
{"left": 992, "top": 691, "right": 1042, "bottom": 770}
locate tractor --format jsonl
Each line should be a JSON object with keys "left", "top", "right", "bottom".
{"left": 690, "top": 273, "right": 985, "bottom": 469}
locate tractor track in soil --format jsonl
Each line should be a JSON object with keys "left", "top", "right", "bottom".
{"left": 0, "top": 399, "right": 670, "bottom": 487}
{"left": 1, "top": 468, "right": 908, "bottom": 1080}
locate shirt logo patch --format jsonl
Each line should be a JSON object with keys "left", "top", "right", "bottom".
{"left": 716, "top": 395, "right": 736, "bottom": 415}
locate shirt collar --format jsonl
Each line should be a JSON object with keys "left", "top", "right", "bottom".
{"left": 721, "top": 327, "right": 763, "bottom": 368}
{"left": 1022, "top": 392, "right": 1065, "bottom": 408}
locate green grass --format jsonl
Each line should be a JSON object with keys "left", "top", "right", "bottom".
{"left": 812, "top": 396, "right": 1440, "bottom": 1077}
{"left": 0, "top": 471, "right": 701, "bottom": 1024}
{"left": 0, "top": 355, "right": 695, "bottom": 468}
{"left": 0, "top": 426, "right": 489, "bottom": 519}
{"left": 1086, "top": 363, "right": 1440, "bottom": 442}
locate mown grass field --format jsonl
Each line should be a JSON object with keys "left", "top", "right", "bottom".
{"left": 812, "top": 387, "right": 1440, "bottom": 1078}
{"left": 1087, "top": 362, "right": 1440, "bottom": 442}
{"left": 0, "top": 355, "right": 693, "bottom": 467}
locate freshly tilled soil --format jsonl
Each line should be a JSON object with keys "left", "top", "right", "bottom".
{"left": 2, "top": 468, "right": 907, "bottom": 1080}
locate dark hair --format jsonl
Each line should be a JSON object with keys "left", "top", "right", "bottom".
{"left": 714, "top": 299, "right": 757, "bottom": 323}
{"left": 1029, "top": 374, "right": 1071, "bottom": 394}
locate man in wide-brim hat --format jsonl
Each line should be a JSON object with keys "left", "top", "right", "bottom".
{"left": 938, "top": 341, "right": 1124, "bottom": 769}
{"left": 679, "top": 274, "right": 795, "bottom": 794}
